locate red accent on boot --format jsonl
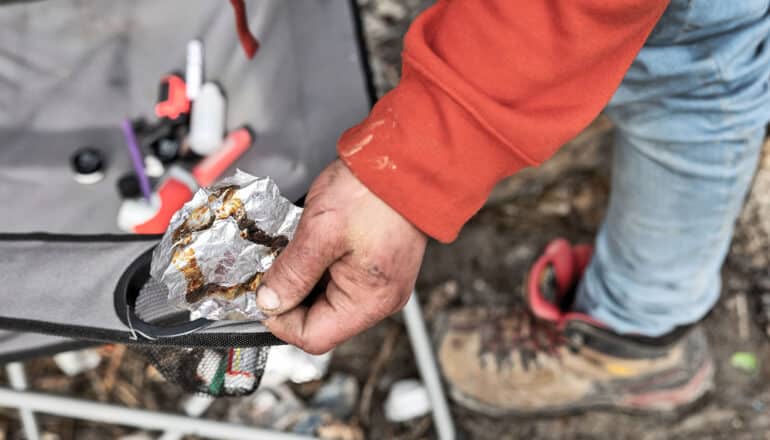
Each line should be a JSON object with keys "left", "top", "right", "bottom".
{"left": 528, "top": 239, "right": 573, "bottom": 322}
{"left": 527, "top": 239, "right": 603, "bottom": 328}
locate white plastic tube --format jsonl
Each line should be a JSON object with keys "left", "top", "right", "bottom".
{"left": 186, "top": 39, "right": 204, "bottom": 101}
{"left": 403, "top": 292, "right": 456, "bottom": 440}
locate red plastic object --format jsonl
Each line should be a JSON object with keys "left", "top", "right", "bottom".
{"left": 133, "top": 177, "right": 194, "bottom": 234}
{"left": 155, "top": 74, "right": 191, "bottom": 120}
{"left": 192, "top": 127, "right": 254, "bottom": 187}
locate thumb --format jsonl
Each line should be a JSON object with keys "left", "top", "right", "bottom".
{"left": 257, "top": 222, "right": 344, "bottom": 317}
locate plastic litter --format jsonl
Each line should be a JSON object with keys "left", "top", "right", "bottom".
{"left": 195, "top": 348, "right": 265, "bottom": 396}
{"left": 384, "top": 379, "right": 432, "bottom": 422}
{"left": 53, "top": 349, "right": 102, "bottom": 377}
{"left": 261, "top": 345, "right": 332, "bottom": 387}
{"left": 730, "top": 351, "right": 759, "bottom": 373}
{"left": 228, "top": 384, "right": 305, "bottom": 431}
{"left": 310, "top": 373, "right": 359, "bottom": 419}
{"left": 227, "top": 381, "right": 364, "bottom": 439}
{"left": 189, "top": 82, "right": 226, "bottom": 156}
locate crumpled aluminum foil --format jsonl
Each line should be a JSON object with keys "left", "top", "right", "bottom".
{"left": 150, "top": 170, "right": 302, "bottom": 320}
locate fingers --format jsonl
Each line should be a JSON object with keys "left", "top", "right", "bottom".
{"left": 264, "top": 279, "right": 407, "bottom": 354}
{"left": 257, "top": 220, "right": 345, "bottom": 317}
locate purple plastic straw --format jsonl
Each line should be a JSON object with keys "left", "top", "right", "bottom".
{"left": 121, "top": 119, "right": 152, "bottom": 202}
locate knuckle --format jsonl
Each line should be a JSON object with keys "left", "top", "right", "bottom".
{"left": 358, "top": 288, "right": 401, "bottom": 323}
{"left": 272, "top": 253, "right": 313, "bottom": 292}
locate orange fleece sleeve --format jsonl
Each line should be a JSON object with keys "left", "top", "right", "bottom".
{"left": 338, "top": 0, "right": 670, "bottom": 242}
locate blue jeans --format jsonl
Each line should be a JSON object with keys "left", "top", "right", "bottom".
{"left": 574, "top": 0, "right": 770, "bottom": 336}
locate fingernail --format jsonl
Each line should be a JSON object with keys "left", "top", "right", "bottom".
{"left": 257, "top": 285, "right": 281, "bottom": 312}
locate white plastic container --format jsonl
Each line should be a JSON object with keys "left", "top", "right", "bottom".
{"left": 189, "top": 82, "right": 225, "bottom": 156}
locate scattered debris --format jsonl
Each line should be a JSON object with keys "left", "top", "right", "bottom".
{"left": 384, "top": 379, "right": 431, "bottom": 422}
{"left": 180, "top": 394, "right": 215, "bottom": 417}
{"left": 471, "top": 278, "right": 497, "bottom": 297}
{"left": 261, "top": 345, "right": 332, "bottom": 387}
{"left": 358, "top": 321, "right": 400, "bottom": 425}
{"left": 228, "top": 384, "right": 305, "bottom": 430}
{"left": 226, "top": 373, "right": 362, "bottom": 437}
{"left": 53, "top": 349, "right": 102, "bottom": 376}
{"left": 675, "top": 407, "right": 738, "bottom": 434}
{"left": 423, "top": 280, "right": 460, "bottom": 321}
{"left": 102, "top": 345, "right": 126, "bottom": 392}
{"left": 310, "top": 373, "right": 359, "bottom": 419}
{"left": 316, "top": 421, "right": 365, "bottom": 440}
{"left": 727, "top": 293, "right": 752, "bottom": 341}
{"left": 375, "top": 0, "right": 407, "bottom": 21}
{"left": 730, "top": 352, "right": 759, "bottom": 373}
{"left": 536, "top": 187, "right": 571, "bottom": 217}
{"left": 291, "top": 410, "right": 335, "bottom": 436}
{"left": 756, "top": 276, "right": 770, "bottom": 339}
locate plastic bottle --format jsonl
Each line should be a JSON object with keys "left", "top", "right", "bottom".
{"left": 189, "top": 82, "right": 225, "bottom": 156}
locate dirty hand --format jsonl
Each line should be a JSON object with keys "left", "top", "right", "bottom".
{"left": 257, "top": 159, "right": 427, "bottom": 354}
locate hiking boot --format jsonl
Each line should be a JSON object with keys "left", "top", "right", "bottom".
{"left": 435, "top": 238, "right": 714, "bottom": 415}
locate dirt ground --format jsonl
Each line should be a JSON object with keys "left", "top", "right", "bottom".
{"left": 2, "top": 1, "right": 770, "bottom": 439}
{"left": 330, "top": 115, "right": 770, "bottom": 440}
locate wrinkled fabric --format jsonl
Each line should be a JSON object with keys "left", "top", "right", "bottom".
{"left": 576, "top": 0, "right": 770, "bottom": 336}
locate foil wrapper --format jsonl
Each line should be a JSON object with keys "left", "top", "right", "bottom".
{"left": 150, "top": 170, "right": 302, "bottom": 320}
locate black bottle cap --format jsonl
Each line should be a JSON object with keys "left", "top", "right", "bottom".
{"left": 71, "top": 147, "right": 106, "bottom": 184}
{"left": 71, "top": 147, "right": 103, "bottom": 174}
{"left": 152, "top": 137, "right": 181, "bottom": 163}
{"left": 117, "top": 172, "right": 141, "bottom": 199}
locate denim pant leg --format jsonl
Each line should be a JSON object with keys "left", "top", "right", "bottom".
{"left": 574, "top": 0, "right": 770, "bottom": 336}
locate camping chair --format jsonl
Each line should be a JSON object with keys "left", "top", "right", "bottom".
{"left": 0, "top": 1, "right": 455, "bottom": 438}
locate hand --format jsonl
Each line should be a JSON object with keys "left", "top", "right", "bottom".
{"left": 257, "top": 159, "right": 427, "bottom": 354}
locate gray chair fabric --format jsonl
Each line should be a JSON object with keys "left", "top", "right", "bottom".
{"left": 0, "top": 0, "right": 371, "bottom": 361}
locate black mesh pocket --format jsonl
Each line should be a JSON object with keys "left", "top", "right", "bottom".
{"left": 129, "top": 276, "right": 270, "bottom": 397}
{"left": 136, "top": 345, "right": 269, "bottom": 397}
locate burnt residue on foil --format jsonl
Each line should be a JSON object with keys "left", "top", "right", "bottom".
{"left": 151, "top": 171, "right": 302, "bottom": 320}
{"left": 185, "top": 272, "right": 263, "bottom": 304}
{"left": 240, "top": 219, "right": 290, "bottom": 251}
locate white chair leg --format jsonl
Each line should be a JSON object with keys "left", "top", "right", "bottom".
{"left": 6, "top": 362, "right": 40, "bottom": 440}
{"left": 402, "top": 292, "right": 456, "bottom": 440}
